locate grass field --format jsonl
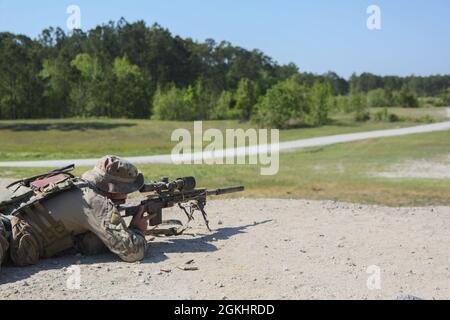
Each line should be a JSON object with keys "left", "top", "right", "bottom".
{"left": 0, "top": 107, "right": 447, "bottom": 162}
{"left": 0, "top": 110, "right": 450, "bottom": 206}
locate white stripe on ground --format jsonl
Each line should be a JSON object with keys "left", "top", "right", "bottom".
{"left": 1, "top": 121, "right": 450, "bottom": 168}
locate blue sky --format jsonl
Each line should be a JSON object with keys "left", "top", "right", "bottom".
{"left": 0, "top": 0, "right": 449, "bottom": 78}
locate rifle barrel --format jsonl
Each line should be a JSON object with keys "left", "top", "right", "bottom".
{"left": 206, "top": 186, "right": 245, "bottom": 196}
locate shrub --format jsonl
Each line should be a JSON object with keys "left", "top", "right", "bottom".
{"left": 388, "top": 113, "right": 400, "bottom": 122}
{"left": 334, "top": 95, "right": 351, "bottom": 113}
{"left": 234, "top": 78, "right": 259, "bottom": 121}
{"left": 398, "top": 86, "right": 419, "bottom": 108}
{"left": 211, "top": 91, "right": 234, "bottom": 120}
{"left": 308, "top": 81, "right": 333, "bottom": 126}
{"left": 253, "top": 77, "right": 309, "bottom": 128}
{"left": 355, "top": 110, "right": 371, "bottom": 122}
{"left": 440, "top": 88, "right": 450, "bottom": 106}
{"left": 374, "top": 107, "right": 389, "bottom": 121}
{"left": 367, "top": 88, "right": 387, "bottom": 108}
{"left": 152, "top": 86, "right": 190, "bottom": 120}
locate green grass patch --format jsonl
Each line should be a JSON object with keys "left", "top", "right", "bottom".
{"left": 2, "top": 129, "right": 450, "bottom": 207}
{"left": 0, "top": 113, "right": 443, "bottom": 162}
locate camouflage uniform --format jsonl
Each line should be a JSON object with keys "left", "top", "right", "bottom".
{"left": 0, "top": 216, "right": 9, "bottom": 271}
{"left": 0, "top": 156, "right": 147, "bottom": 268}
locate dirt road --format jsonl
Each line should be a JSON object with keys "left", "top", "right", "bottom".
{"left": 1, "top": 198, "right": 449, "bottom": 300}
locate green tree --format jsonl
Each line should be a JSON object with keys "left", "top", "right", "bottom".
{"left": 398, "top": 85, "right": 419, "bottom": 108}
{"left": 349, "top": 91, "right": 370, "bottom": 121}
{"left": 253, "top": 77, "right": 309, "bottom": 128}
{"left": 70, "top": 53, "right": 114, "bottom": 117}
{"left": 152, "top": 85, "right": 187, "bottom": 120}
{"left": 112, "top": 56, "right": 150, "bottom": 118}
{"left": 0, "top": 33, "right": 43, "bottom": 119}
{"left": 234, "top": 78, "right": 259, "bottom": 121}
{"left": 367, "top": 88, "right": 388, "bottom": 108}
{"left": 40, "top": 57, "right": 73, "bottom": 117}
{"left": 308, "top": 81, "right": 333, "bottom": 125}
{"left": 212, "top": 90, "right": 234, "bottom": 120}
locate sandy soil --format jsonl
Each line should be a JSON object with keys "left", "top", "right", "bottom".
{"left": 1, "top": 198, "right": 449, "bottom": 300}
{"left": 372, "top": 156, "right": 450, "bottom": 179}
{"left": 0, "top": 179, "right": 14, "bottom": 188}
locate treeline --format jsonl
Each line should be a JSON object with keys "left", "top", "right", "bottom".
{"left": 1, "top": 19, "right": 450, "bottom": 127}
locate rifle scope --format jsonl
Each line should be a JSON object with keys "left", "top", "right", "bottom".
{"left": 140, "top": 176, "right": 196, "bottom": 193}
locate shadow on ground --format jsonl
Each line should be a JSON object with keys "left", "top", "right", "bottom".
{"left": 0, "top": 220, "right": 271, "bottom": 285}
{"left": 144, "top": 220, "right": 272, "bottom": 264}
{"left": 0, "top": 122, "right": 136, "bottom": 132}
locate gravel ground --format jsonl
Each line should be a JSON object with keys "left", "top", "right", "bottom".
{"left": 1, "top": 198, "right": 450, "bottom": 300}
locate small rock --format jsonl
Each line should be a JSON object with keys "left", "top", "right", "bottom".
{"left": 177, "top": 266, "right": 199, "bottom": 271}
{"left": 217, "top": 220, "right": 223, "bottom": 225}
{"left": 396, "top": 294, "right": 423, "bottom": 300}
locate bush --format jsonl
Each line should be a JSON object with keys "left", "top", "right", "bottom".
{"left": 211, "top": 91, "right": 234, "bottom": 120}
{"left": 355, "top": 111, "right": 371, "bottom": 122}
{"left": 308, "top": 81, "right": 333, "bottom": 126}
{"left": 416, "top": 115, "right": 435, "bottom": 123}
{"left": 388, "top": 113, "right": 400, "bottom": 122}
{"left": 373, "top": 107, "right": 401, "bottom": 122}
{"left": 152, "top": 86, "right": 191, "bottom": 120}
{"left": 374, "top": 107, "right": 389, "bottom": 121}
{"left": 440, "top": 88, "right": 450, "bottom": 106}
{"left": 419, "top": 97, "right": 445, "bottom": 108}
{"left": 398, "top": 86, "right": 419, "bottom": 108}
{"left": 253, "top": 77, "right": 309, "bottom": 128}
{"left": 152, "top": 81, "right": 214, "bottom": 120}
{"left": 334, "top": 95, "right": 351, "bottom": 113}
{"left": 233, "top": 78, "right": 259, "bottom": 121}
{"left": 367, "top": 88, "right": 387, "bottom": 108}
{"left": 349, "top": 92, "right": 368, "bottom": 112}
